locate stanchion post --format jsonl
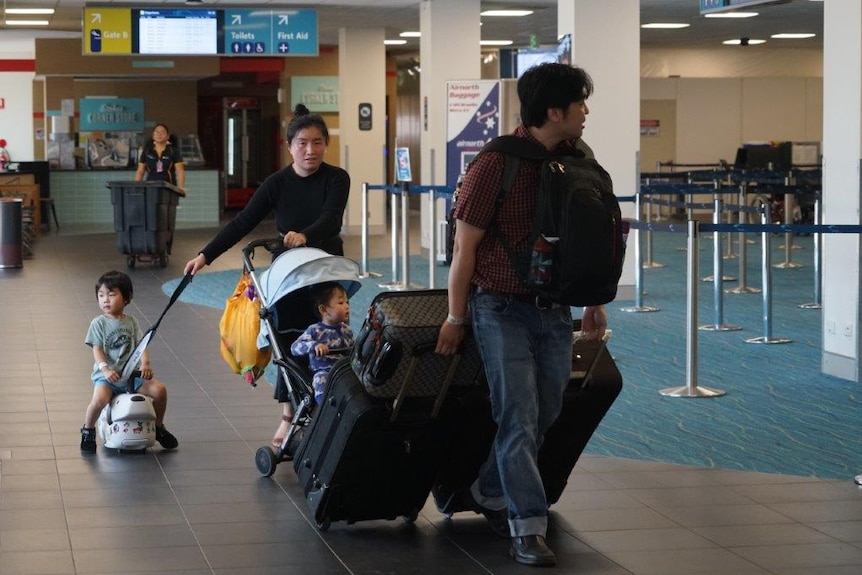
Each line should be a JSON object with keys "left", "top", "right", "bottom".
{"left": 428, "top": 187, "right": 437, "bottom": 289}
{"left": 726, "top": 185, "right": 761, "bottom": 295}
{"left": 358, "top": 182, "right": 382, "bottom": 279}
{"left": 700, "top": 198, "right": 741, "bottom": 331}
{"left": 619, "top": 217, "right": 660, "bottom": 313}
{"left": 746, "top": 204, "right": 792, "bottom": 344}
{"left": 701, "top": 191, "right": 736, "bottom": 283}
{"left": 378, "top": 185, "right": 403, "bottom": 289}
{"left": 660, "top": 220, "right": 726, "bottom": 398}
{"left": 774, "top": 181, "right": 804, "bottom": 269}
{"left": 799, "top": 195, "right": 822, "bottom": 309}
{"left": 400, "top": 181, "right": 411, "bottom": 288}
{"left": 641, "top": 186, "right": 665, "bottom": 269}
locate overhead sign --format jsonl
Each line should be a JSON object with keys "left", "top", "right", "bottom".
{"left": 699, "top": 0, "right": 787, "bottom": 14}
{"left": 223, "top": 9, "right": 318, "bottom": 56}
{"left": 83, "top": 7, "right": 133, "bottom": 55}
{"left": 82, "top": 7, "right": 317, "bottom": 56}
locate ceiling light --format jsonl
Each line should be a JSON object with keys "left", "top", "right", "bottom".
{"left": 399, "top": 31, "right": 421, "bottom": 38}
{"left": 723, "top": 38, "right": 766, "bottom": 46}
{"left": 705, "top": 12, "right": 759, "bottom": 18}
{"left": 642, "top": 23, "right": 690, "bottom": 29}
{"left": 4, "top": 8, "right": 54, "bottom": 15}
{"left": 481, "top": 10, "right": 533, "bottom": 17}
{"left": 771, "top": 33, "right": 816, "bottom": 39}
{"left": 4, "top": 19, "right": 50, "bottom": 26}
{"left": 384, "top": 39, "right": 407, "bottom": 45}
{"left": 480, "top": 40, "right": 513, "bottom": 46}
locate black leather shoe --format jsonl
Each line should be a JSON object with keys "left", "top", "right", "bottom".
{"left": 458, "top": 488, "right": 510, "bottom": 538}
{"left": 510, "top": 535, "right": 557, "bottom": 567}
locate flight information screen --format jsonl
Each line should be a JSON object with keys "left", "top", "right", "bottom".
{"left": 135, "top": 9, "right": 219, "bottom": 55}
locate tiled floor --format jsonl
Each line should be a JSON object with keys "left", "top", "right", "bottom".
{"left": 2, "top": 219, "right": 862, "bottom": 575}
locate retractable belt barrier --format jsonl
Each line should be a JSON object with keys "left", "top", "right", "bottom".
{"left": 625, "top": 217, "right": 862, "bottom": 400}
{"left": 359, "top": 182, "right": 455, "bottom": 291}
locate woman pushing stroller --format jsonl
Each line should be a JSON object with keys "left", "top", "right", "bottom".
{"left": 184, "top": 104, "right": 350, "bottom": 448}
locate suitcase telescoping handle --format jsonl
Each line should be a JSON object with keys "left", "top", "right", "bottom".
{"left": 390, "top": 341, "right": 463, "bottom": 422}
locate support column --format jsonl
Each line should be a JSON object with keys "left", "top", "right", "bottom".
{"left": 561, "top": 0, "right": 640, "bottom": 301}
{"left": 419, "top": 0, "right": 481, "bottom": 251}
{"left": 338, "top": 28, "right": 387, "bottom": 236}
{"left": 821, "top": 1, "right": 862, "bottom": 381}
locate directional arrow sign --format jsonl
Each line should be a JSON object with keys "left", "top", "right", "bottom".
{"left": 92, "top": 13, "right": 102, "bottom": 24}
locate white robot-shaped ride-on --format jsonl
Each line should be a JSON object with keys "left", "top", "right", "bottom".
{"left": 98, "top": 393, "right": 157, "bottom": 450}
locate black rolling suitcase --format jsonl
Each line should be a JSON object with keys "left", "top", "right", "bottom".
{"left": 293, "top": 290, "right": 485, "bottom": 530}
{"left": 433, "top": 332, "right": 623, "bottom": 515}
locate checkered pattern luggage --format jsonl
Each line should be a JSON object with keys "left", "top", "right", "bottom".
{"left": 351, "top": 289, "right": 485, "bottom": 406}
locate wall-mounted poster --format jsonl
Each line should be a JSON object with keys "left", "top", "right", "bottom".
{"left": 291, "top": 76, "right": 339, "bottom": 113}
{"left": 445, "top": 80, "right": 500, "bottom": 188}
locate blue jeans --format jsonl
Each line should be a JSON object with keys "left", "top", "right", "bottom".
{"left": 469, "top": 290, "right": 573, "bottom": 538}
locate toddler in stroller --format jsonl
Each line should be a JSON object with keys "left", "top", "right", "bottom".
{"left": 239, "top": 240, "right": 361, "bottom": 477}
{"left": 289, "top": 282, "right": 355, "bottom": 405}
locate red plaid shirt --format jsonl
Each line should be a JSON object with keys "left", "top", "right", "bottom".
{"left": 455, "top": 126, "right": 581, "bottom": 294}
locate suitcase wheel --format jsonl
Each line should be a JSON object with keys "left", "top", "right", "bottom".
{"left": 316, "top": 516, "right": 331, "bottom": 531}
{"left": 255, "top": 446, "right": 278, "bottom": 477}
{"left": 402, "top": 510, "right": 419, "bottom": 524}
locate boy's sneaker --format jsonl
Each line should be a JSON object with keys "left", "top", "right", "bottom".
{"left": 80, "top": 427, "right": 97, "bottom": 453}
{"left": 155, "top": 425, "right": 178, "bottom": 450}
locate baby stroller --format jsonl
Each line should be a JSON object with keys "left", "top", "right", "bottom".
{"left": 240, "top": 239, "right": 361, "bottom": 477}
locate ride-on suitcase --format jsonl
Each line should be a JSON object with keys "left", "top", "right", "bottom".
{"left": 294, "top": 290, "right": 485, "bottom": 530}
{"left": 432, "top": 328, "right": 623, "bottom": 515}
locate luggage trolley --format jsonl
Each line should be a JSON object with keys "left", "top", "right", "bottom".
{"left": 107, "top": 180, "right": 185, "bottom": 268}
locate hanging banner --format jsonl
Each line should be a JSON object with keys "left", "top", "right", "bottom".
{"left": 445, "top": 80, "right": 500, "bottom": 188}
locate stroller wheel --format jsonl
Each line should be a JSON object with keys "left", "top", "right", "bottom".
{"left": 255, "top": 446, "right": 278, "bottom": 477}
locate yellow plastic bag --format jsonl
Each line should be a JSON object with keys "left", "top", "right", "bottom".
{"left": 219, "top": 271, "right": 272, "bottom": 386}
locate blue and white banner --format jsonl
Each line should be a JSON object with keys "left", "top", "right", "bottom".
{"left": 445, "top": 80, "right": 500, "bottom": 188}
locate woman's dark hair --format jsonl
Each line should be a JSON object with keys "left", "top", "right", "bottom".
{"left": 517, "top": 63, "right": 593, "bottom": 129}
{"left": 286, "top": 103, "right": 330, "bottom": 145}
{"left": 95, "top": 270, "right": 134, "bottom": 303}
{"left": 311, "top": 282, "right": 346, "bottom": 319}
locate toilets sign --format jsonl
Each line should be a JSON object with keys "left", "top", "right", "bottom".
{"left": 223, "top": 9, "right": 318, "bottom": 56}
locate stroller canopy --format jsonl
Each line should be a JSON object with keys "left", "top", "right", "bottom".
{"left": 257, "top": 247, "right": 362, "bottom": 307}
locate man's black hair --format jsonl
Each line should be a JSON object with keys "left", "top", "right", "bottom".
{"left": 517, "top": 63, "right": 593, "bottom": 128}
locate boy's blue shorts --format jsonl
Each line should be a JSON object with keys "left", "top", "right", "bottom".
{"left": 93, "top": 375, "right": 144, "bottom": 395}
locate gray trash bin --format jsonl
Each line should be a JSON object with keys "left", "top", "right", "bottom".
{"left": 0, "top": 197, "right": 23, "bottom": 269}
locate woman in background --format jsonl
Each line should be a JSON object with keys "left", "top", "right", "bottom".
{"left": 135, "top": 123, "right": 185, "bottom": 190}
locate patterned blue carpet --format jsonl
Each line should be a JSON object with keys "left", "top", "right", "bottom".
{"left": 164, "top": 230, "right": 861, "bottom": 480}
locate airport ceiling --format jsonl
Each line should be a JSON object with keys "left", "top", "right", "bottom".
{"left": 3, "top": 0, "right": 824, "bottom": 52}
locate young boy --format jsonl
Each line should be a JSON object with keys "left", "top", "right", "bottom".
{"left": 81, "top": 270, "right": 178, "bottom": 453}
{"left": 290, "top": 282, "right": 354, "bottom": 405}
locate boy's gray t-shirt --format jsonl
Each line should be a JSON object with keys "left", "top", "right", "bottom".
{"left": 85, "top": 315, "right": 142, "bottom": 381}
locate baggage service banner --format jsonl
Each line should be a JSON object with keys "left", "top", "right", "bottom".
{"left": 445, "top": 80, "right": 500, "bottom": 189}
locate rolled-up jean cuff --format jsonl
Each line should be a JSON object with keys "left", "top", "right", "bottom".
{"left": 470, "top": 481, "right": 506, "bottom": 512}
{"left": 511, "top": 516, "right": 547, "bottom": 538}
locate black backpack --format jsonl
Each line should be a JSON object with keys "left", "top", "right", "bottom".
{"left": 478, "top": 135, "right": 626, "bottom": 307}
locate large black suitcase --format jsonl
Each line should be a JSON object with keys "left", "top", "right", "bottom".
{"left": 432, "top": 334, "right": 622, "bottom": 515}
{"left": 293, "top": 359, "right": 462, "bottom": 530}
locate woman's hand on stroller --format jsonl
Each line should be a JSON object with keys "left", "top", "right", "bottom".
{"left": 282, "top": 231, "right": 307, "bottom": 249}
